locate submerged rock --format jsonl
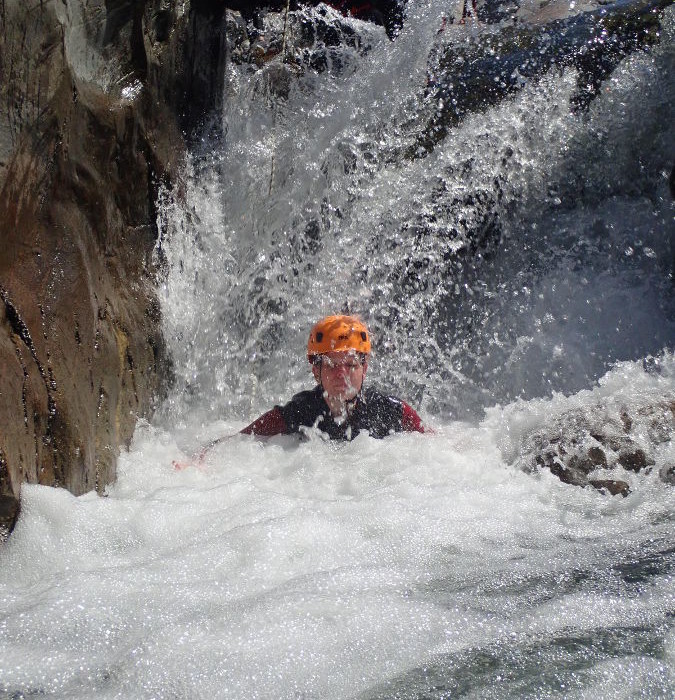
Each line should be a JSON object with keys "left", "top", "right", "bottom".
{"left": 661, "top": 464, "right": 675, "bottom": 485}
{"left": 518, "top": 398, "right": 674, "bottom": 495}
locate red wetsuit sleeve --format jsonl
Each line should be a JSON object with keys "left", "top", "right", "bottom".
{"left": 240, "top": 407, "right": 288, "bottom": 436}
{"left": 401, "top": 402, "right": 425, "bottom": 433}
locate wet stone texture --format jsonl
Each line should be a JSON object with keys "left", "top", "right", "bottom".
{"left": 518, "top": 400, "right": 675, "bottom": 496}
{"left": 418, "top": 0, "right": 670, "bottom": 157}
{"left": 0, "top": 0, "right": 228, "bottom": 536}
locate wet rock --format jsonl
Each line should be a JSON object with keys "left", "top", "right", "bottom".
{"left": 588, "top": 479, "right": 631, "bottom": 497}
{"left": 330, "top": 0, "right": 406, "bottom": 38}
{"left": 660, "top": 465, "right": 675, "bottom": 486}
{"left": 0, "top": 0, "right": 227, "bottom": 536}
{"left": 590, "top": 432, "right": 635, "bottom": 453}
{"left": 544, "top": 458, "right": 589, "bottom": 487}
{"left": 0, "top": 495, "right": 19, "bottom": 542}
{"left": 518, "top": 397, "right": 675, "bottom": 494}
{"left": 227, "top": 0, "right": 405, "bottom": 40}
{"left": 536, "top": 441, "right": 608, "bottom": 486}
{"left": 636, "top": 400, "right": 675, "bottom": 444}
{"left": 226, "top": 10, "right": 251, "bottom": 65}
{"left": 415, "top": 0, "right": 670, "bottom": 157}
{"left": 225, "top": 3, "right": 379, "bottom": 85}
{"left": 618, "top": 448, "right": 653, "bottom": 473}
{"left": 572, "top": 446, "right": 608, "bottom": 472}
{"left": 175, "top": 1, "right": 228, "bottom": 137}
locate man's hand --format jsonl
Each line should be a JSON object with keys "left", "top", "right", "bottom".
{"left": 172, "top": 451, "right": 207, "bottom": 471}
{"left": 171, "top": 433, "right": 235, "bottom": 471}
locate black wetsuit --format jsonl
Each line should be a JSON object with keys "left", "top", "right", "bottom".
{"left": 242, "top": 385, "right": 424, "bottom": 440}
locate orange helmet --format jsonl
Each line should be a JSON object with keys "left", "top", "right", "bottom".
{"left": 307, "top": 315, "right": 371, "bottom": 361}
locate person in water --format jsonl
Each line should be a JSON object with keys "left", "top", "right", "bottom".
{"left": 173, "top": 316, "right": 426, "bottom": 470}
{"left": 174, "top": 316, "right": 425, "bottom": 468}
{"left": 240, "top": 315, "right": 425, "bottom": 440}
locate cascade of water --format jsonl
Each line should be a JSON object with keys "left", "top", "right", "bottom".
{"left": 157, "top": 2, "right": 674, "bottom": 426}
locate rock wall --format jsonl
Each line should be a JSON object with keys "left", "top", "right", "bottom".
{"left": 0, "top": 0, "right": 227, "bottom": 537}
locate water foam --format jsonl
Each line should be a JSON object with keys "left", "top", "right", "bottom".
{"left": 1, "top": 359, "right": 673, "bottom": 698}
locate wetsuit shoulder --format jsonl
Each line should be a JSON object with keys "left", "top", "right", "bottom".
{"left": 358, "top": 388, "right": 424, "bottom": 436}
{"left": 240, "top": 407, "right": 288, "bottom": 436}
{"left": 400, "top": 401, "right": 425, "bottom": 433}
{"left": 277, "top": 387, "right": 328, "bottom": 433}
{"left": 241, "top": 388, "right": 329, "bottom": 437}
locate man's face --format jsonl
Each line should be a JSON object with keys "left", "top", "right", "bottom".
{"left": 312, "top": 350, "right": 367, "bottom": 402}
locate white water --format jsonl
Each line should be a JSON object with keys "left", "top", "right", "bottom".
{"left": 156, "top": 3, "right": 675, "bottom": 422}
{"left": 2, "top": 3, "right": 674, "bottom": 698}
{"left": 1, "top": 359, "right": 673, "bottom": 698}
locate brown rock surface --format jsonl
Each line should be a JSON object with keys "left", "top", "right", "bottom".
{"left": 0, "top": 0, "right": 228, "bottom": 536}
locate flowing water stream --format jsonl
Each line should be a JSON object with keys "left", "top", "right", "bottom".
{"left": 1, "top": 3, "right": 674, "bottom": 698}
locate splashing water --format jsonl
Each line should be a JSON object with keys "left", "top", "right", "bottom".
{"left": 157, "top": 3, "right": 674, "bottom": 423}
{"left": 1, "top": 357, "right": 673, "bottom": 698}
{"left": 2, "top": 3, "right": 674, "bottom": 698}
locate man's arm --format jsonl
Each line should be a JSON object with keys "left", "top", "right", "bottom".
{"left": 240, "top": 407, "right": 288, "bottom": 436}
{"left": 401, "top": 402, "right": 425, "bottom": 433}
{"left": 174, "top": 408, "right": 289, "bottom": 469}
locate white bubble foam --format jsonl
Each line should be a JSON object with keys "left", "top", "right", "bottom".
{"left": 2, "top": 360, "right": 673, "bottom": 698}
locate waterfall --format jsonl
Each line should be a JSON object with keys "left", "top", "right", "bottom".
{"left": 157, "top": 2, "right": 674, "bottom": 424}
{"left": 1, "top": 3, "right": 673, "bottom": 698}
